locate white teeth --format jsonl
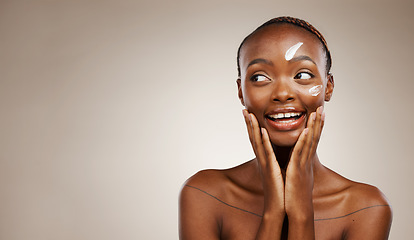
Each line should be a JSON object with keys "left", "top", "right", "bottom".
{"left": 278, "top": 119, "right": 296, "bottom": 123}
{"left": 269, "top": 112, "right": 302, "bottom": 119}
{"left": 289, "top": 112, "right": 301, "bottom": 117}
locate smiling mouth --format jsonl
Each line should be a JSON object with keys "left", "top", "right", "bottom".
{"left": 266, "top": 112, "right": 304, "bottom": 123}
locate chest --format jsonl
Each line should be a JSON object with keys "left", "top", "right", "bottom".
{"left": 219, "top": 206, "right": 351, "bottom": 240}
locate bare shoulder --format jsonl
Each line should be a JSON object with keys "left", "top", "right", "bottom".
{"left": 319, "top": 167, "right": 391, "bottom": 210}
{"left": 179, "top": 169, "right": 228, "bottom": 240}
{"left": 180, "top": 160, "right": 256, "bottom": 198}
{"left": 179, "top": 161, "right": 257, "bottom": 240}
{"left": 332, "top": 173, "right": 392, "bottom": 239}
{"left": 182, "top": 168, "right": 228, "bottom": 191}
{"left": 180, "top": 168, "right": 231, "bottom": 203}
{"left": 343, "top": 180, "right": 389, "bottom": 207}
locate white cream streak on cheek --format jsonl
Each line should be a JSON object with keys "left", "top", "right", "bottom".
{"left": 285, "top": 42, "right": 303, "bottom": 61}
{"left": 309, "top": 85, "right": 323, "bottom": 96}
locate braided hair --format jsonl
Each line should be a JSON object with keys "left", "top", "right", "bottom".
{"left": 237, "top": 16, "right": 332, "bottom": 78}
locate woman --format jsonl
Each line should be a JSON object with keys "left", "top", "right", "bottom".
{"left": 179, "top": 16, "right": 392, "bottom": 239}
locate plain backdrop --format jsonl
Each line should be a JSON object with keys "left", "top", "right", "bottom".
{"left": 1, "top": 0, "right": 413, "bottom": 239}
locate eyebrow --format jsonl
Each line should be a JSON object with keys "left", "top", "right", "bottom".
{"left": 289, "top": 55, "right": 317, "bottom": 65}
{"left": 247, "top": 58, "right": 274, "bottom": 69}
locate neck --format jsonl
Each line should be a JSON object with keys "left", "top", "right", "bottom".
{"left": 271, "top": 144, "right": 325, "bottom": 182}
{"left": 252, "top": 145, "right": 326, "bottom": 195}
{"left": 272, "top": 145, "right": 293, "bottom": 170}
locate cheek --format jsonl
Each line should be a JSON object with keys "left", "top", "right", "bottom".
{"left": 308, "top": 84, "right": 323, "bottom": 96}
{"left": 296, "top": 84, "right": 325, "bottom": 111}
{"left": 242, "top": 86, "right": 271, "bottom": 125}
{"left": 243, "top": 86, "right": 269, "bottom": 110}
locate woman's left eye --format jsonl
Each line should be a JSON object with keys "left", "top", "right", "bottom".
{"left": 295, "top": 72, "right": 313, "bottom": 80}
{"left": 250, "top": 74, "right": 270, "bottom": 82}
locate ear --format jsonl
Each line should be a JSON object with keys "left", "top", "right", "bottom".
{"left": 325, "top": 73, "right": 334, "bottom": 102}
{"left": 236, "top": 78, "right": 245, "bottom": 106}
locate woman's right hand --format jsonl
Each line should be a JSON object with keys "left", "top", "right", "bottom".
{"left": 242, "top": 109, "right": 285, "bottom": 219}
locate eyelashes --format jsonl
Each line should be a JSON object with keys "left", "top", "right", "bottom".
{"left": 250, "top": 74, "right": 271, "bottom": 82}
{"left": 249, "top": 71, "right": 315, "bottom": 82}
{"left": 294, "top": 72, "right": 314, "bottom": 80}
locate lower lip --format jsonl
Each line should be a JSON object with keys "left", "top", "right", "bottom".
{"left": 265, "top": 114, "right": 305, "bottom": 131}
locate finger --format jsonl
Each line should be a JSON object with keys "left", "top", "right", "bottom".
{"left": 249, "top": 113, "right": 268, "bottom": 165}
{"left": 311, "top": 107, "right": 322, "bottom": 146}
{"left": 290, "top": 127, "right": 309, "bottom": 167}
{"left": 321, "top": 111, "right": 325, "bottom": 132}
{"left": 310, "top": 106, "right": 324, "bottom": 154}
{"left": 262, "top": 128, "right": 285, "bottom": 189}
{"left": 242, "top": 109, "right": 254, "bottom": 143}
{"left": 261, "top": 128, "right": 279, "bottom": 170}
{"left": 243, "top": 111, "right": 267, "bottom": 170}
{"left": 300, "top": 112, "right": 315, "bottom": 165}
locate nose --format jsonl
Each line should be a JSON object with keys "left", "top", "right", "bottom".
{"left": 271, "top": 78, "right": 295, "bottom": 103}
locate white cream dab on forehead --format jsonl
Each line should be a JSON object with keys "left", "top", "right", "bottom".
{"left": 285, "top": 42, "right": 303, "bottom": 61}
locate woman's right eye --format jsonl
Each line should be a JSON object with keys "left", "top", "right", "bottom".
{"left": 250, "top": 74, "right": 270, "bottom": 82}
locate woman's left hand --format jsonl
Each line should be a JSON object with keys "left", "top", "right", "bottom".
{"left": 284, "top": 106, "right": 325, "bottom": 221}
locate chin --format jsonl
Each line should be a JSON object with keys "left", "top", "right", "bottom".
{"left": 269, "top": 131, "right": 301, "bottom": 147}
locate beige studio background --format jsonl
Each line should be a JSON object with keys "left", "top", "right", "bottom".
{"left": 1, "top": 0, "right": 413, "bottom": 239}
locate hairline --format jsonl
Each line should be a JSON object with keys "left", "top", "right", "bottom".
{"left": 237, "top": 21, "right": 331, "bottom": 78}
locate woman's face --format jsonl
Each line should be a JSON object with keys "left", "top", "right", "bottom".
{"left": 237, "top": 24, "right": 334, "bottom": 147}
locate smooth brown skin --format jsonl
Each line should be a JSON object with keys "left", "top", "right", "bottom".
{"left": 179, "top": 24, "right": 392, "bottom": 239}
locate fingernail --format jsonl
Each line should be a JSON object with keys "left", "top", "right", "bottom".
{"left": 321, "top": 112, "right": 326, "bottom": 121}
{"left": 312, "top": 112, "right": 316, "bottom": 120}
{"left": 318, "top": 105, "right": 324, "bottom": 114}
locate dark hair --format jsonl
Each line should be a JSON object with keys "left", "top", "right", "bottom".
{"left": 237, "top": 16, "right": 332, "bottom": 77}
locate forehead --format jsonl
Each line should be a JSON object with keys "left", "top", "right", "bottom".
{"left": 240, "top": 24, "right": 325, "bottom": 68}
